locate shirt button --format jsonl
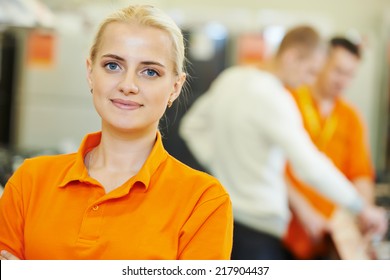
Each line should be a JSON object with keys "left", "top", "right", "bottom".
{"left": 92, "top": 205, "right": 99, "bottom": 211}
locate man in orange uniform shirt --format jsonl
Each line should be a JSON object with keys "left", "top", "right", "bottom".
{"left": 284, "top": 37, "right": 378, "bottom": 259}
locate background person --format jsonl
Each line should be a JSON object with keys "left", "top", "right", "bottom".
{"left": 284, "top": 37, "right": 387, "bottom": 259}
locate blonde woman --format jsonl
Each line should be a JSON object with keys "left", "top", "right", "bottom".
{"left": 0, "top": 5, "right": 233, "bottom": 260}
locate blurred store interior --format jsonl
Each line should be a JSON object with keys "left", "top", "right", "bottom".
{"left": 1, "top": 0, "right": 390, "bottom": 257}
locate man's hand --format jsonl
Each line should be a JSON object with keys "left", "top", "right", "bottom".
{"left": 358, "top": 205, "right": 388, "bottom": 238}
{"left": 287, "top": 181, "right": 331, "bottom": 242}
{"left": 0, "top": 250, "right": 20, "bottom": 260}
{"left": 299, "top": 206, "right": 331, "bottom": 243}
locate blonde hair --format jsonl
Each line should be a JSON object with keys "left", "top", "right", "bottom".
{"left": 89, "top": 5, "right": 185, "bottom": 75}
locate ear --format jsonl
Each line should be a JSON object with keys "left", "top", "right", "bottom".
{"left": 86, "top": 58, "right": 93, "bottom": 89}
{"left": 169, "top": 73, "right": 187, "bottom": 102}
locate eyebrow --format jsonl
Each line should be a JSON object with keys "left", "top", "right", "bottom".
{"left": 101, "top": 54, "right": 125, "bottom": 62}
{"left": 142, "top": 61, "right": 166, "bottom": 68}
{"left": 101, "top": 54, "right": 166, "bottom": 68}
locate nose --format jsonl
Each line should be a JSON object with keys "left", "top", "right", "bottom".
{"left": 118, "top": 72, "right": 139, "bottom": 95}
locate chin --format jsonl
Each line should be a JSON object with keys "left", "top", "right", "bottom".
{"left": 104, "top": 120, "right": 139, "bottom": 132}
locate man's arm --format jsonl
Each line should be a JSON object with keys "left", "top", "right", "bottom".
{"left": 353, "top": 178, "right": 375, "bottom": 205}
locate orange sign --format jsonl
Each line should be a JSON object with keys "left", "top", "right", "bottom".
{"left": 27, "top": 31, "right": 56, "bottom": 68}
{"left": 236, "top": 33, "right": 265, "bottom": 65}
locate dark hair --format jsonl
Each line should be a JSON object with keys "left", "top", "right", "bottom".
{"left": 329, "top": 37, "right": 361, "bottom": 59}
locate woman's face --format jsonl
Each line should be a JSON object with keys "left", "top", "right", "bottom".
{"left": 87, "top": 22, "right": 185, "bottom": 134}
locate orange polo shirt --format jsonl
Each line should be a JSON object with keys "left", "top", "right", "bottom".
{"left": 0, "top": 132, "right": 233, "bottom": 260}
{"left": 284, "top": 86, "right": 374, "bottom": 259}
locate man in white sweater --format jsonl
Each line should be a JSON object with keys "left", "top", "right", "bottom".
{"left": 179, "top": 26, "right": 387, "bottom": 259}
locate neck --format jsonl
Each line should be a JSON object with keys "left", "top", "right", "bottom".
{"left": 311, "top": 83, "right": 335, "bottom": 117}
{"left": 260, "top": 59, "right": 284, "bottom": 83}
{"left": 92, "top": 123, "right": 157, "bottom": 174}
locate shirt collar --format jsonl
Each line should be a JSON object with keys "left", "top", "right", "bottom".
{"left": 133, "top": 131, "right": 169, "bottom": 190}
{"left": 58, "top": 131, "right": 169, "bottom": 191}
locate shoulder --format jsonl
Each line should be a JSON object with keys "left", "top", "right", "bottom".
{"left": 163, "top": 154, "right": 229, "bottom": 197}
{"left": 22, "top": 153, "right": 76, "bottom": 170}
{"left": 165, "top": 154, "right": 222, "bottom": 186}
{"left": 337, "top": 98, "right": 365, "bottom": 124}
{"left": 9, "top": 153, "right": 77, "bottom": 184}
{"left": 214, "top": 66, "right": 281, "bottom": 89}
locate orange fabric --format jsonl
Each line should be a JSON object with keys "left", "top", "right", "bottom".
{"left": 0, "top": 132, "right": 233, "bottom": 260}
{"left": 284, "top": 86, "right": 374, "bottom": 259}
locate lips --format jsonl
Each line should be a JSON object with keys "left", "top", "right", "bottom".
{"left": 110, "top": 98, "right": 142, "bottom": 110}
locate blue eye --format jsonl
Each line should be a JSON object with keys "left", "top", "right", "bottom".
{"left": 145, "top": 69, "right": 159, "bottom": 77}
{"left": 105, "top": 62, "right": 120, "bottom": 71}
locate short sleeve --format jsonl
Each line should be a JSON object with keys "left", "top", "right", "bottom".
{"left": 0, "top": 164, "right": 27, "bottom": 259}
{"left": 178, "top": 189, "right": 233, "bottom": 260}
